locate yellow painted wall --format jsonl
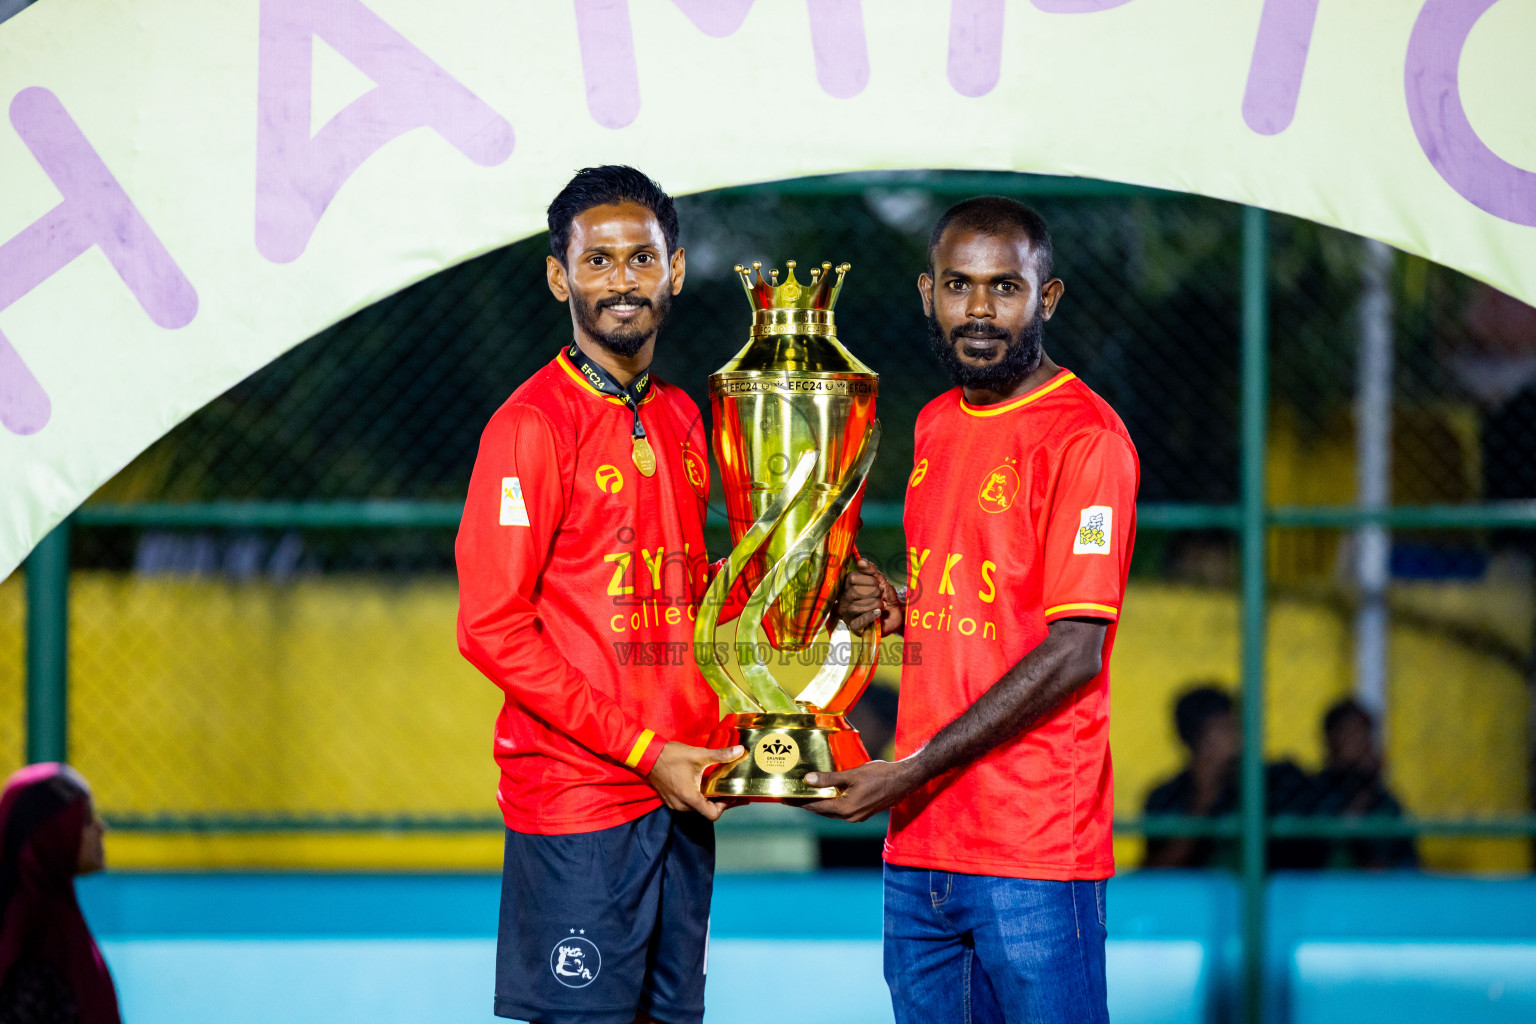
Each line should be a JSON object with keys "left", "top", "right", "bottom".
{"left": 0, "top": 578, "right": 21, "bottom": 771}
{"left": 1247, "top": 400, "right": 1532, "bottom": 870}
{"left": 0, "top": 573, "right": 1526, "bottom": 871}
{"left": 1111, "top": 584, "right": 1531, "bottom": 871}
{"left": 1265, "top": 402, "right": 1484, "bottom": 586}
{"left": 105, "top": 831, "right": 505, "bottom": 870}
{"left": 64, "top": 575, "right": 502, "bottom": 817}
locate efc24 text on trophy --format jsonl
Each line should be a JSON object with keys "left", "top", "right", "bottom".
{"left": 694, "top": 259, "right": 881, "bottom": 800}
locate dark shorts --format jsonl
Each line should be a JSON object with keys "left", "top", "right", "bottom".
{"left": 495, "top": 806, "right": 715, "bottom": 1024}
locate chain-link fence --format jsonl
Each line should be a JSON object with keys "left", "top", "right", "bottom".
{"left": 6, "top": 171, "right": 1534, "bottom": 875}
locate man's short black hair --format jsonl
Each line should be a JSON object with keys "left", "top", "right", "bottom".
{"left": 926, "top": 195, "right": 1054, "bottom": 282}
{"left": 1323, "top": 698, "right": 1373, "bottom": 738}
{"left": 1174, "top": 684, "right": 1234, "bottom": 750}
{"left": 547, "top": 165, "right": 679, "bottom": 265}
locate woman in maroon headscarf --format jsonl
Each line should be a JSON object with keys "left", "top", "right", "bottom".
{"left": 0, "top": 764, "right": 118, "bottom": 1024}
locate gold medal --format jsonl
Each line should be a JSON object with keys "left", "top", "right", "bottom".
{"left": 632, "top": 436, "right": 657, "bottom": 477}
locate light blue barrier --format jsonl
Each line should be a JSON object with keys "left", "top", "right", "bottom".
{"left": 78, "top": 871, "right": 1536, "bottom": 1023}
{"left": 96, "top": 935, "right": 1213, "bottom": 1024}
{"left": 80, "top": 872, "right": 1214, "bottom": 1024}
{"left": 1290, "top": 942, "right": 1536, "bottom": 1024}
{"left": 1107, "top": 870, "right": 1238, "bottom": 1022}
{"left": 1266, "top": 874, "right": 1536, "bottom": 1024}
{"left": 101, "top": 939, "right": 499, "bottom": 1024}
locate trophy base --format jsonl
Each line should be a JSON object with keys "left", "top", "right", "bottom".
{"left": 702, "top": 711, "right": 871, "bottom": 801}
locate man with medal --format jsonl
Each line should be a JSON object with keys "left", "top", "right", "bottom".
{"left": 456, "top": 165, "right": 743, "bottom": 1024}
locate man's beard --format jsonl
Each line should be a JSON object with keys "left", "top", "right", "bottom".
{"left": 573, "top": 290, "right": 671, "bottom": 359}
{"left": 926, "top": 306, "right": 1045, "bottom": 390}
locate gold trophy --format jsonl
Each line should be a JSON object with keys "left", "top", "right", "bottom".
{"left": 695, "top": 259, "right": 881, "bottom": 800}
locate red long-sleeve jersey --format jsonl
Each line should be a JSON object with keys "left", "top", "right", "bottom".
{"left": 456, "top": 347, "right": 721, "bottom": 834}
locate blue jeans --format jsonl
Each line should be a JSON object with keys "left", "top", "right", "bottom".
{"left": 882, "top": 864, "right": 1109, "bottom": 1024}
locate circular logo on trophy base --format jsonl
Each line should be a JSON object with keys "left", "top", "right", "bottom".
{"left": 753, "top": 734, "right": 800, "bottom": 774}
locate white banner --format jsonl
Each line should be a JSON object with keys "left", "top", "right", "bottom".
{"left": 1, "top": 0, "right": 1534, "bottom": 576}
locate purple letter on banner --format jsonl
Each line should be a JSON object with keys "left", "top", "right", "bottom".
{"left": 807, "top": 0, "right": 869, "bottom": 100}
{"left": 948, "top": 0, "right": 1005, "bottom": 98}
{"left": 575, "top": 0, "right": 864, "bottom": 130}
{"left": 950, "top": 0, "right": 1134, "bottom": 99}
{"left": 574, "top": 0, "right": 644, "bottom": 130}
{"left": 0, "top": 88, "right": 198, "bottom": 436}
{"left": 256, "top": 0, "right": 515, "bottom": 263}
{"left": 1242, "top": 0, "right": 1320, "bottom": 135}
{"left": 1406, "top": 0, "right": 1536, "bottom": 227}
{"left": 671, "top": 0, "right": 756, "bottom": 38}
{"left": 1031, "top": 0, "right": 1136, "bottom": 12}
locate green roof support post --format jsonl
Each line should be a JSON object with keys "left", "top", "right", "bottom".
{"left": 1239, "top": 206, "right": 1270, "bottom": 1024}
{"left": 24, "top": 518, "right": 70, "bottom": 764}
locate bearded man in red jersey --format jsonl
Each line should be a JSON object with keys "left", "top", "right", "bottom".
{"left": 456, "top": 166, "right": 742, "bottom": 1024}
{"left": 806, "top": 197, "right": 1139, "bottom": 1024}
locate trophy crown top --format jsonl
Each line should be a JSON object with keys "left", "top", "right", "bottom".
{"left": 733, "top": 260, "right": 850, "bottom": 312}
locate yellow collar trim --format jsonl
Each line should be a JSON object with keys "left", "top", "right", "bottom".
{"left": 960, "top": 370, "right": 1076, "bottom": 418}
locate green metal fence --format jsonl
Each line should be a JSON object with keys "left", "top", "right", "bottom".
{"left": 13, "top": 173, "right": 1536, "bottom": 1022}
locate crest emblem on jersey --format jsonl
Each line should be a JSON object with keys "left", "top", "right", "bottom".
{"left": 977, "top": 464, "right": 1020, "bottom": 514}
{"left": 550, "top": 933, "right": 601, "bottom": 988}
{"left": 594, "top": 464, "right": 625, "bottom": 494}
{"left": 1074, "top": 506, "right": 1113, "bottom": 554}
{"left": 499, "top": 477, "right": 530, "bottom": 527}
{"left": 909, "top": 458, "right": 929, "bottom": 488}
{"left": 681, "top": 445, "right": 709, "bottom": 497}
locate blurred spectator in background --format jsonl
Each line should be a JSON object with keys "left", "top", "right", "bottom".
{"left": 1142, "top": 684, "right": 1320, "bottom": 869}
{"left": 0, "top": 764, "right": 119, "bottom": 1024}
{"left": 1308, "top": 699, "right": 1417, "bottom": 870}
{"left": 1142, "top": 686, "right": 1239, "bottom": 868}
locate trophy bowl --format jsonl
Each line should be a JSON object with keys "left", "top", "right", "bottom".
{"left": 693, "top": 260, "right": 880, "bottom": 801}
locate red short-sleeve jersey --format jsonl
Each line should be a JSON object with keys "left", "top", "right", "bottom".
{"left": 456, "top": 348, "right": 720, "bottom": 835}
{"left": 884, "top": 369, "right": 1139, "bottom": 880}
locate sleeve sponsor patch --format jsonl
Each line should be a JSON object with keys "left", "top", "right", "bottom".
{"left": 1073, "top": 506, "right": 1111, "bottom": 554}
{"left": 500, "top": 477, "right": 530, "bottom": 527}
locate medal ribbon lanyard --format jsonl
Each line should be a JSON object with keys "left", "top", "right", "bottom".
{"left": 567, "top": 344, "right": 656, "bottom": 473}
